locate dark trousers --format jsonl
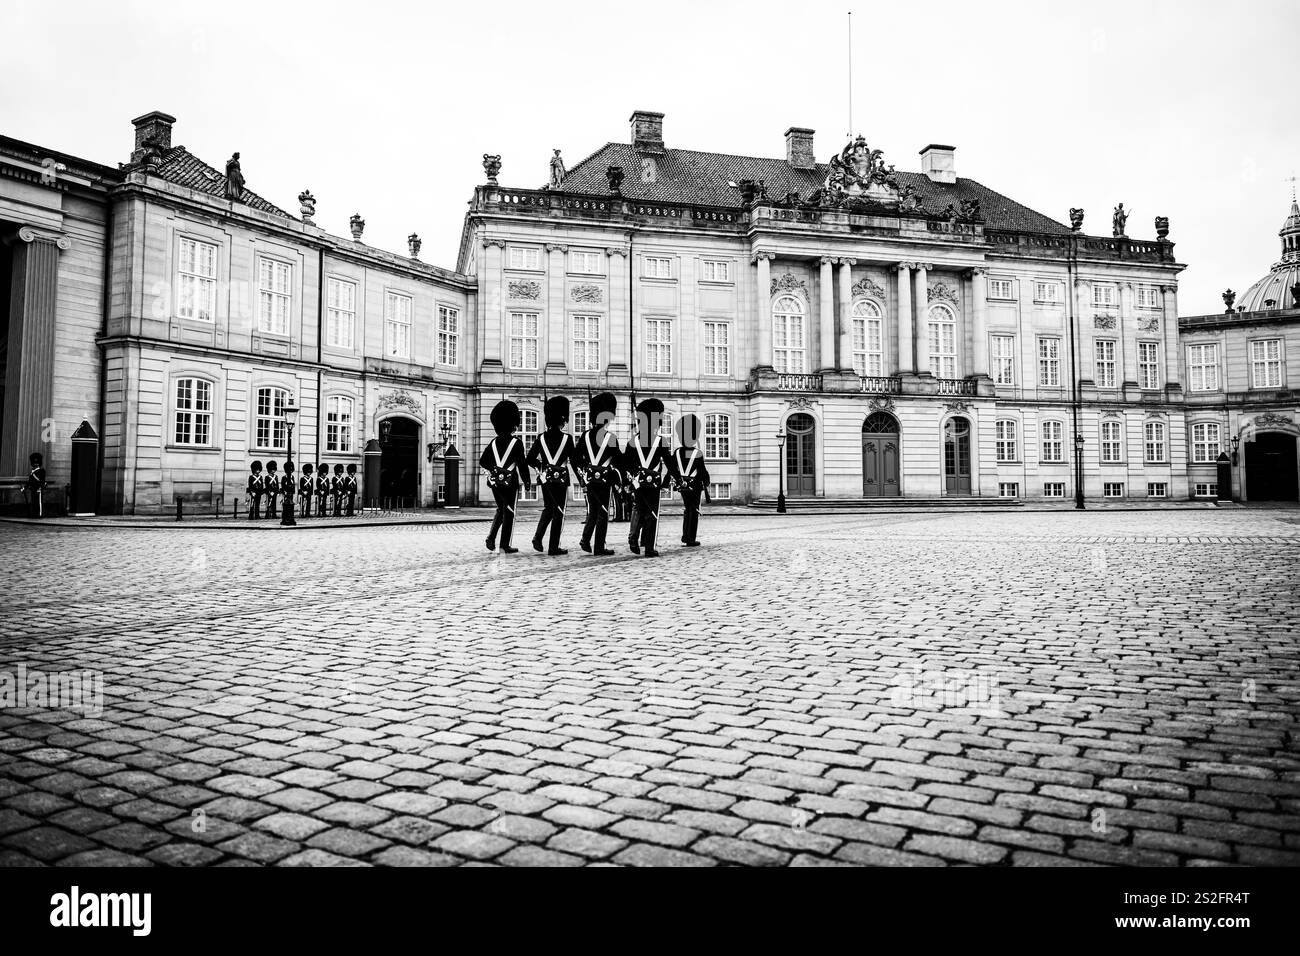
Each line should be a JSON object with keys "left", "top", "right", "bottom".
{"left": 581, "top": 480, "right": 612, "bottom": 550}
{"left": 627, "top": 494, "right": 641, "bottom": 547}
{"left": 333, "top": 494, "right": 342, "bottom": 517}
{"left": 681, "top": 489, "right": 702, "bottom": 543}
{"left": 300, "top": 492, "right": 312, "bottom": 518}
{"left": 248, "top": 493, "right": 262, "bottom": 520}
{"left": 24, "top": 489, "right": 44, "bottom": 518}
{"left": 317, "top": 493, "right": 328, "bottom": 515}
{"left": 633, "top": 484, "right": 661, "bottom": 552}
{"left": 346, "top": 494, "right": 356, "bottom": 517}
{"left": 266, "top": 490, "right": 278, "bottom": 519}
{"left": 488, "top": 481, "right": 520, "bottom": 548}
{"left": 534, "top": 483, "right": 567, "bottom": 551}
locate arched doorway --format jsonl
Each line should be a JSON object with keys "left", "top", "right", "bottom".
{"left": 785, "top": 412, "right": 816, "bottom": 496}
{"left": 862, "top": 412, "right": 900, "bottom": 497}
{"left": 943, "top": 416, "right": 972, "bottom": 495}
{"left": 1245, "top": 432, "right": 1299, "bottom": 501}
{"left": 379, "top": 416, "right": 420, "bottom": 505}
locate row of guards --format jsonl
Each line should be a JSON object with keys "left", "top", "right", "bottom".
{"left": 245, "top": 461, "right": 358, "bottom": 520}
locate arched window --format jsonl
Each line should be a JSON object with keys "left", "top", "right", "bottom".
{"left": 772, "top": 295, "right": 806, "bottom": 373}
{"left": 254, "top": 386, "right": 289, "bottom": 451}
{"left": 862, "top": 412, "right": 899, "bottom": 434}
{"left": 704, "top": 414, "right": 731, "bottom": 459}
{"left": 437, "top": 407, "right": 460, "bottom": 450}
{"left": 1100, "top": 420, "right": 1123, "bottom": 463}
{"left": 995, "top": 419, "right": 1018, "bottom": 462}
{"left": 1041, "top": 421, "right": 1064, "bottom": 462}
{"left": 326, "top": 396, "right": 354, "bottom": 453}
{"left": 927, "top": 305, "right": 956, "bottom": 378}
{"left": 852, "top": 300, "right": 884, "bottom": 376}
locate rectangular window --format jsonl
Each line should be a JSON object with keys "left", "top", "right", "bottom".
{"left": 643, "top": 256, "right": 672, "bottom": 279}
{"left": 1095, "top": 340, "right": 1117, "bottom": 388}
{"left": 998, "top": 482, "right": 1019, "bottom": 498}
{"left": 854, "top": 317, "right": 884, "bottom": 376}
{"left": 437, "top": 306, "right": 460, "bottom": 366}
{"left": 1041, "top": 420, "right": 1064, "bottom": 462}
{"left": 326, "top": 396, "right": 353, "bottom": 453}
{"left": 645, "top": 318, "right": 672, "bottom": 374}
{"left": 928, "top": 314, "right": 956, "bottom": 378}
{"left": 571, "top": 314, "right": 600, "bottom": 372}
{"left": 326, "top": 277, "right": 356, "bottom": 350}
{"left": 705, "top": 414, "right": 731, "bottom": 460}
{"left": 1034, "top": 281, "right": 1061, "bottom": 304}
{"left": 1043, "top": 482, "right": 1065, "bottom": 498}
{"left": 1144, "top": 422, "right": 1167, "bottom": 462}
{"left": 1188, "top": 344, "right": 1220, "bottom": 391}
{"left": 708, "top": 482, "right": 731, "bottom": 500}
{"left": 257, "top": 257, "right": 292, "bottom": 335}
{"left": 1136, "top": 286, "right": 1161, "bottom": 309}
{"left": 437, "top": 408, "right": 460, "bottom": 451}
{"left": 1103, "top": 482, "right": 1124, "bottom": 498}
{"left": 1194, "top": 482, "right": 1218, "bottom": 498}
{"left": 1138, "top": 341, "right": 1160, "bottom": 390}
{"left": 992, "top": 334, "right": 1015, "bottom": 386}
{"left": 509, "top": 312, "right": 539, "bottom": 369}
{"left": 1147, "top": 482, "right": 1167, "bottom": 498}
{"left": 508, "top": 246, "right": 541, "bottom": 270}
{"left": 703, "top": 321, "right": 730, "bottom": 376}
{"left": 571, "top": 410, "right": 588, "bottom": 437}
{"left": 519, "top": 409, "right": 540, "bottom": 500}
{"left": 254, "top": 386, "right": 288, "bottom": 450}
{"left": 1250, "top": 339, "right": 1282, "bottom": 388}
{"left": 385, "top": 292, "right": 412, "bottom": 359}
{"left": 569, "top": 250, "right": 604, "bottom": 274}
{"left": 177, "top": 237, "right": 217, "bottom": 321}
{"left": 988, "top": 277, "right": 1014, "bottom": 300}
{"left": 1038, "top": 337, "right": 1061, "bottom": 387}
{"left": 701, "top": 260, "right": 731, "bottom": 282}
{"left": 773, "top": 310, "right": 807, "bottom": 374}
{"left": 1100, "top": 421, "right": 1122, "bottom": 463}
{"left": 1092, "top": 285, "right": 1117, "bottom": 308}
{"left": 995, "top": 420, "right": 1018, "bottom": 462}
{"left": 174, "top": 378, "right": 212, "bottom": 446}
{"left": 1191, "top": 422, "right": 1221, "bottom": 463}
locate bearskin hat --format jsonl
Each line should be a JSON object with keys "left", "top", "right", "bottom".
{"left": 590, "top": 392, "right": 617, "bottom": 425}
{"left": 490, "top": 399, "right": 521, "bottom": 437}
{"left": 334, "top": 463, "right": 345, "bottom": 474}
{"left": 544, "top": 395, "right": 570, "bottom": 429}
{"left": 346, "top": 463, "right": 357, "bottom": 474}
{"left": 303, "top": 463, "right": 314, "bottom": 474}
{"left": 250, "top": 459, "right": 263, "bottom": 472}
{"left": 676, "top": 413, "right": 703, "bottom": 447}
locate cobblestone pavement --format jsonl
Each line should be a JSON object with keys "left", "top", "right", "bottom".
{"left": 1, "top": 509, "right": 1298, "bottom": 867}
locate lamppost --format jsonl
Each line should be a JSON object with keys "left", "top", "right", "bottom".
{"left": 281, "top": 399, "right": 299, "bottom": 527}
{"left": 1073, "top": 433, "right": 1085, "bottom": 510}
{"left": 776, "top": 426, "right": 788, "bottom": 514}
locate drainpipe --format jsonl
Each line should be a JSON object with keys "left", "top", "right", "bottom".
{"left": 316, "top": 245, "right": 324, "bottom": 466}
{"left": 96, "top": 189, "right": 115, "bottom": 513}
{"left": 1067, "top": 233, "right": 1085, "bottom": 509}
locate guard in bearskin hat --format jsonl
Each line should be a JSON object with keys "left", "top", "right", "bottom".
{"left": 621, "top": 397, "right": 676, "bottom": 557}
{"left": 673, "top": 414, "right": 712, "bottom": 547}
{"left": 480, "top": 399, "right": 531, "bottom": 552}
{"left": 345, "top": 464, "right": 359, "bottom": 517}
{"left": 572, "top": 392, "right": 621, "bottom": 556}
{"left": 23, "top": 452, "right": 48, "bottom": 519}
{"left": 246, "top": 459, "right": 265, "bottom": 520}
{"left": 299, "top": 463, "right": 315, "bottom": 518}
{"left": 315, "top": 463, "right": 331, "bottom": 517}
{"left": 526, "top": 395, "right": 575, "bottom": 555}
{"left": 264, "top": 459, "right": 280, "bottom": 519}
{"left": 332, "top": 463, "right": 345, "bottom": 517}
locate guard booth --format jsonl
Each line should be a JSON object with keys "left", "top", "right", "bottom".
{"left": 69, "top": 420, "right": 99, "bottom": 516}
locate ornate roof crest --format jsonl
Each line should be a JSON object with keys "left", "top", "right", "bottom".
{"left": 771, "top": 273, "right": 808, "bottom": 296}
{"left": 825, "top": 136, "right": 900, "bottom": 204}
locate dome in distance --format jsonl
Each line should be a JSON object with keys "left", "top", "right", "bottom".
{"left": 1238, "top": 199, "right": 1300, "bottom": 312}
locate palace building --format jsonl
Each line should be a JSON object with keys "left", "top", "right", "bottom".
{"left": 10, "top": 106, "right": 1282, "bottom": 514}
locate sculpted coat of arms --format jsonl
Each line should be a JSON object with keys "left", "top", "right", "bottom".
{"left": 826, "top": 135, "right": 900, "bottom": 203}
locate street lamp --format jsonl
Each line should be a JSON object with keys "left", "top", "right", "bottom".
{"left": 281, "top": 398, "right": 299, "bottom": 527}
{"left": 776, "top": 426, "right": 788, "bottom": 514}
{"left": 1073, "top": 433, "right": 1086, "bottom": 510}
{"left": 1230, "top": 434, "right": 1241, "bottom": 467}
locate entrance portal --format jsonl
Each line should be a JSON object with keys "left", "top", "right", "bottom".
{"left": 1245, "top": 432, "right": 1299, "bottom": 501}
{"left": 785, "top": 412, "right": 816, "bottom": 496}
{"left": 379, "top": 416, "right": 420, "bottom": 505}
{"left": 943, "top": 416, "right": 972, "bottom": 495}
{"left": 862, "top": 412, "right": 901, "bottom": 497}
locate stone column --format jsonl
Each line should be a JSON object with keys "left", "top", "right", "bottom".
{"left": 2, "top": 226, "right": 71, "bottom": 476}
{"left": 754, "top": 253, "right": 774, "bottom": 370}
{"left": 969, "top": 268, "right": 988, "bottom": 378}
{"left": 1161, "top": 284, "right": 1179, "bottom": 389}
{"left": 837, "top": 258, "right": 855, "bottom": 374}
{"left": 1120, "top": 282, "right": 1137, "bottom": 385}
{"left": 896, "top": 262, "right": 914, "bottom": 372}
{"left": 480, "top": 239, "right": 505, "bottom": 370}
{"left": 607, "top": 247, "right": 629, "bottom": 379}
{"left": 545, "top": 244, "right": 567, "bottom": 373}
{"left": 913, "top": 262, "right": 930, "bottom": 375}
{"left": 819, "top": 256, "right": 836, "bottom": 372}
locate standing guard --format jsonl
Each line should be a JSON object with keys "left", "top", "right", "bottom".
{"left": 573, "top": 392, "right": 621, "bottom": 556}
{"left": 23, "top": 452, "right": 48, "bottom": 518}
{"left": 622, "top": 398, "right": 675, "bottom": 558}
{"left": 332, "top": 463, "right": 345, "bottom": 517}
{"left": 299, "top": 463, "right": 315, "bottom": 518}
{"left": 264, "top": 460, "right": 280, "bottom": 519}
{"left": 280, "top": 460, "right": 296, "bottom": 518}
{"left": 345, "top": 464, "right": 359, "bottom": 517}
{"left": 526, "top": 395, "right": 574, "bottom": 555}
{"left": 481, "top": 399, "right": 531, "bottom": 553}
{"left": 315, "top": 464, "right": 331, "bottom": 518}
{"left": 673, "top": 413, "right": 712, "bottom": 547}
{"left": 246, "top": 460, "right": 264, "bottom": 520}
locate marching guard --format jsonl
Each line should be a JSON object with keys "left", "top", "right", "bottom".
{"left": 481, "top": 399, "right": 531, "bottom": 553}
{"left": 673, "top": 413, "right": 712, "bottom": 547}
{"left": 526, "top": 395, "right": 575, "bottom": 555}
{"left": 23, "top": 452, "right": 48, "bottom": 519}
{"left": 345, "top": 464, "right": 359, "bottom": 517}
{"left": 264, "top": 460, "right": 280, "bottom": 519}
{"left": 332, "top": 463, "right": 345, "bottom": 517}
{"left": 315, "top": 464, "right": 331, "bottom": 518}
{"left": 246, "top": 460, "right": 264, "bottom": 520}
{"left": 573, "top": 391, "right": 621, "bottom": 556}
{"left": 623, "top": 398, "right": 675, "bottom": 558}
{"left": 299, "top": 463, "right": 315, "bottom": 518}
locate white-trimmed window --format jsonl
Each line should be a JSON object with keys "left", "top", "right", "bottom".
{"left": 508, "top": 246, "right": 542, "bottom": 270}
{"left": 998, "top": 482, "right": 1019, "bottom": 498}
{"left": 326, "top": 277, "right": 356, "bottom": 350}
{"left": 177, "top": 237, "right": 217, "bottom": 321}
{"left": 1038, "top": 337, "right": 1061, "bottom": 387}
{"left": 988, "top": 277, "right": 1015, "bottom": 300}
{"left": 571, "top": 410, "right": 588, "bottom": 437}
{"left": 701, "top": 260, "right": 731, "bottom": 282}
{"left": 1092, "top": 284, "right": 1117, "bottom": 308}
{"left": 772, "top": 296, "right": 806, "bottom": 373}
{"left": 703, "top": 321, "right": 730, "bottom": 376}
{"left": 1041, "top": 421, "right": 1064, "bottom": 462}
{"left": 1100, "top": 421, "right": 1122, "bottom": 463}
{"left": 704, "top": 414, "right": 731, "bottom": 460}
{"left": 995, "top": 420, "right": 1018, "bottom": 462}
{"left": 1043, "top": 482, "right": 1065, "bottom": 498}
{"left": 257, "top": 256, "right": 292, "bottom": 335}
{"left": 643, "top": 256, "right": 672, "bottom": 279}
{"left": 254, "top": 386, "right": 288, "bottom": 450}
{"left": 852, "top": 301, "right": 884, "bottom": 376}
{"left": 570, "top": 250, "right": 604, "bottom": 274}
{"left": 1034, "top": 281, "right": 1061, "bottom": 304}
{"left": 173, "top": 378, "right": 213, "bottom": 446}
{"left": 1191, "top": 422, "right": 1221, "bottom": 463}
{"left": 645, "top": 318, "right": 672, "bottom": 374}
{"left": 1194, "top": 482, "right": 1218, "bottom": 498}
{"left": 1136, "top": 286, "right": 1161, "bottom": 309}
{"left": 1095, "top": 340, "right": 1117, "bottom": 388}
{"left": 437, "top": 407, "right": 460, "bottom": 451}
{"left": 1147, "top": 482, "right": 1167, "bottom": 498}
{"left": 1250, "top": 339, "right": 1282, "bottom": 388}
{"left": 385, "top": 291, "right": 412, "bottom": 359}
{"left": 992, "top": 334, "right": 1015, "bottom": 386}
{"left": 657, "top": 409, "right": 674, "bottom": 442}
{"left": 708, "top": 482, "right": 731, "bottom": 500}
{"left": 1188, "top": 344, "right": 1219, "bottom": 391}
{"left": 927, "top": 306, "right": 956, "bottom": 378}
{"left": 1103, "top": 482, "right": 1124, "bottom": 498}
{"left": 1144, "top": 421, "right": 1166, "bottom": 462}
{"left": 519, "top": 409, "right": 540, "bottom": 500}
{"left": 572, "top": 314, "right": 600, "bottom": 372}
{"left": 437, "top": 305, "right": 460, "bottom": 366}
{"left": 1138, "top": 341, "right": 1160, "bottom": 390}
{"left": 509, "top": 311, "right": 539, "bottom": 369}
{"left": 325, "top": 396, "right": 354, "bottom": 453}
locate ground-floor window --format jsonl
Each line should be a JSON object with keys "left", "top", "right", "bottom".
{"left": 1147, "top": 482, "right": 1167, "bottom": 498}
{"left": 436, "top": 483, "right": 446, "bottom": 503}
{"left": 709, "top": 482, "right": 731, "bottom": 500}
{"left": 1194, "top": 482, "right": 1218, "bottom": 498}
{"left": 1043, "top": 482, "right": 1065, "bottom": 498}
{"left": 1103, "top": 482, "right": 1124, "bottom": 498}
{"left": 998, "top": 482, "right": 1019, "bottom": 498}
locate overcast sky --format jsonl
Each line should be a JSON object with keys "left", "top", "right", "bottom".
{"left": 3, "top": 0, "right": 1296, "bottom": 314}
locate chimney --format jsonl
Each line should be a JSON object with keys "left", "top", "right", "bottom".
{"left": 920, "top": 144, "right": 956, "bottom": 184}
{"left": 130, "top": 110, "right": 176, "bottom": 164}
{"left": 785, "top": 127, "right": 815, "bottom": 169}
{"left": 630, "top": 110, "right": 665, "bottom": 155}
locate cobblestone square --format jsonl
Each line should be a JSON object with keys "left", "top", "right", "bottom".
{"left": 1, "top": 508, "right": 1298, "bottom": 867}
